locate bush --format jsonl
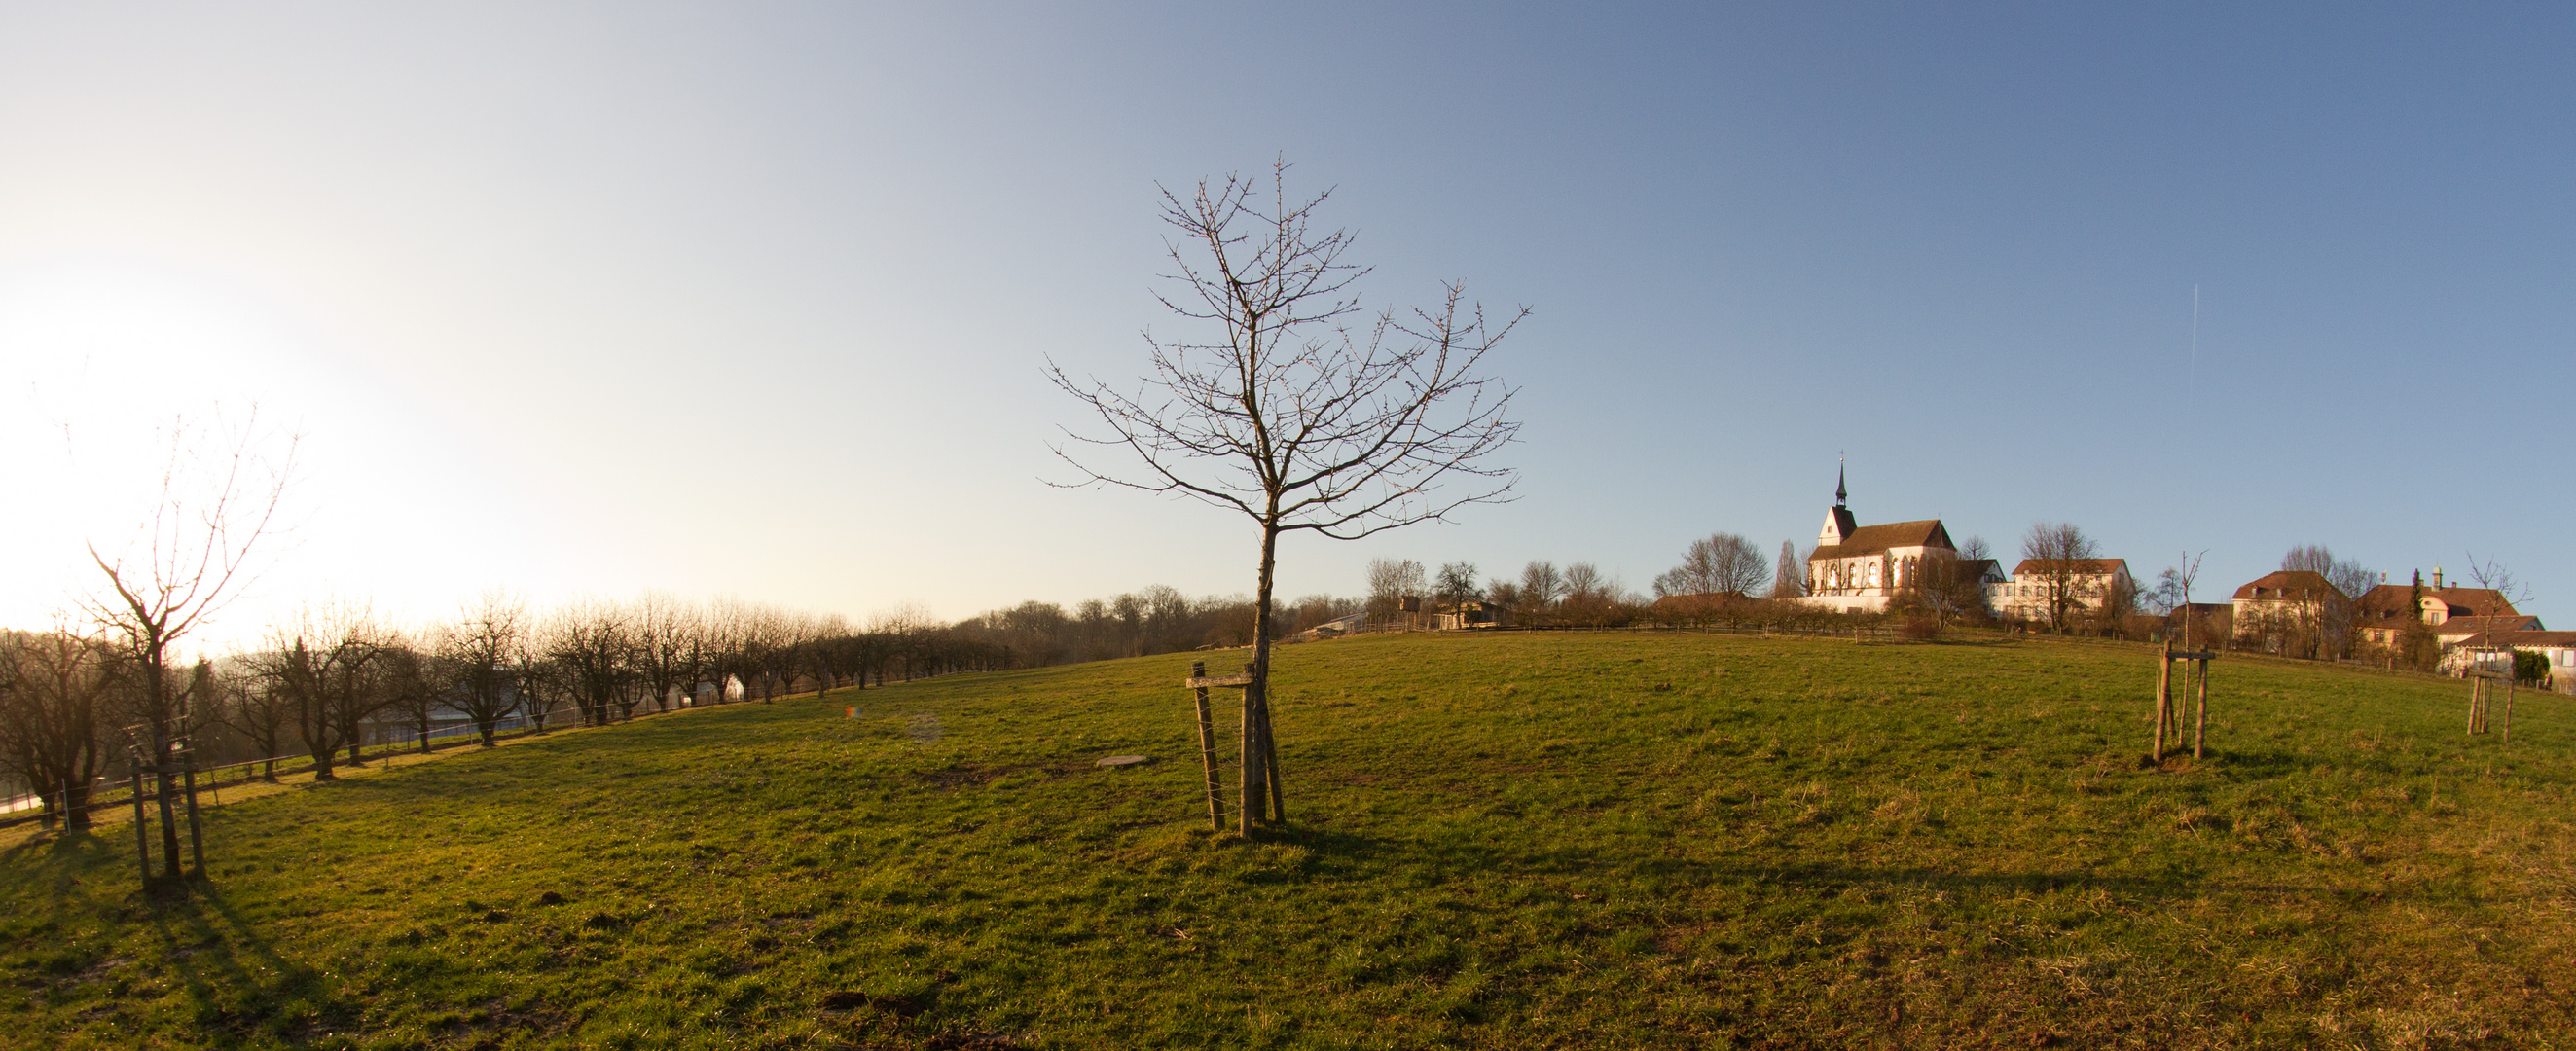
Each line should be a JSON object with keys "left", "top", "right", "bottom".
{"left": 2515, "top": 648, "right": 2551, "bottom": 686}
{"left": 1900, "top": 616, "right": 1943, "bottom": 642}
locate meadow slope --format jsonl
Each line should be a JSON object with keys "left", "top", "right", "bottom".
{"left": 6, "top": 632, "right": 2574, "bottom": 1050}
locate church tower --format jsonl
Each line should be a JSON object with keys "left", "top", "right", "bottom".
{"left": 1817, "top": 461, "right": 1856, "bottom": 546}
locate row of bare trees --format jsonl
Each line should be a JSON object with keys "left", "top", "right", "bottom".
{"left": 0, "top": 592, "right": 1025, "bottom": 830}
{"left": 950, "top": 586, "right": 1365, "bottom": 666}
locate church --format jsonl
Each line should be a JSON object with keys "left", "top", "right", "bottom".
{"left": 1803, "top": 466, "right": 1964, "bottom": 613}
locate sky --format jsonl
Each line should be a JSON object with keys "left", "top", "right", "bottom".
{"left": 0, "top": 3, "right": 2568, "bottom": 649}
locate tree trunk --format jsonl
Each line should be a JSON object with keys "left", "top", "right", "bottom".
{"left": 1243, "top": 522, "right": 1283, "bottom": 836}
{"left": 478, "top": 718, "right": 498, "bottom": 747}
{"left": 64, "top": 776, "right": 91, "bottom": 830}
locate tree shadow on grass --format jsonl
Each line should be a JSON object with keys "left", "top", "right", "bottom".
{"left": 1274, "top": 821, "right": 2420, "bottom": 909}
{"left": 146, "top": 886, "right": 348, "bottom": 1048}
{"left": 0, "top": 828, "right": 123, "bottom": 900}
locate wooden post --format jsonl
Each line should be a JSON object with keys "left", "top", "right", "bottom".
{"left": 2503, "top": 678, "right": 2515, "bottom": 744}
{"left": 180, "top": 760, "right": 206, "bottom": 880}
{"left": 2192, "top": 658, "right": 2209, "bottom": 760}
{"left": 1239, "top": 664, "right": 1266, "bottom": 837}
{"left": 128, "top": 761, "right": 151, "bottom": 886}
{"left": 2153, "top": 638, "right": 2171, "bottom": 762}
{"left": 1189, "top": 661, "right": 1223, "bottom": 832}
{"left": 1255, "top": 662, "right": 1286, "bottom": 823}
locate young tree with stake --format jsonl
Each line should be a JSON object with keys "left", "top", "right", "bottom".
{"left": 1050, "top": 161, "right": 1523, "bottom": 835}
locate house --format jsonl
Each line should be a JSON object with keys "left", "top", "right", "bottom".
{"left": 2352, "top": 568, "right": 2522, "bottom": 649}
{"left": 1801, "top": 465, "right": 1964, "bottom": 614}
{"left": 1297, "top": 611, "right": 1371, "bottom": 640}
{"left": 2432, "top": 614, "right": 2546, "bottom": 649}
{"left": 2445, "top": 629, "right": 2576, "bottom": 692}
{"left": 2230, "top": 570, "right": 2347, "bottom": 649}
{"left": 1431, "top": 600, "right": 1511, "bottom": 631}
{"left": 1988, "top": 559, "right": 2135, "bottom": 624}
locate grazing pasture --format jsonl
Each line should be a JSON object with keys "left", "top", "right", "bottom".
{"left": 5, "top": 631, "right": 2572, "bottom": 1049}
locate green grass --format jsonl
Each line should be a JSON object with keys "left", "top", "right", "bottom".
{"left": 7, "top": 632, "right": 2576, "bottom": 1049}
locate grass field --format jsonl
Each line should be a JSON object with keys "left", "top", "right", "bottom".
{"left": 6, "top": 631, "right": 2575, "bottom": 1050}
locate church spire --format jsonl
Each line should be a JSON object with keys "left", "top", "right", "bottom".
{"left": 1834, "top": 458, "right": 1847, "bottom": 508}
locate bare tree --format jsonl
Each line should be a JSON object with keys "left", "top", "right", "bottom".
{"left": 438, "top": 594, "right": 526, "bottom": 746}
{"left": 256, "top": 602, "right": 389, "bottom": 780}
{"left": 1769, "top": 541, "right": 1805, "bottom": 598}
{"left": 1518, "top": 561, "right": 1566, "bottom": 620}
{"left": 378, "top": 642, "right": 447, "bottom": 756}
{"left": 1050, "top": 161, "right": 1521, "bottom": 834}
{"left": 83, "top": 410, "right": 294, "bottom": 880}
{"left": 1367, "top": 558, "right": 1428, "bottom": 623}
{"left": 1433, "top": 562, "right": 1480, "bottom": 617}
{"left": 208, "top": 653, "right": 295, "bottom": 778}
{"left": 631, "top": 593, "right": 702, "bottom": 713}
{"left": 544, "top": 600, "right": 635, "bottom": 727}
{"left": 1653, "top": 533, "right": 1769, "bottom": 598}
{"left": 2281, "top": 544, "right": 2373, "bottom": 658}
{"left": 0, "top": 629, "right": 124, "bottom": 829}
{"left": 2018, "top": 522, "right": 2101, "bottom": 634}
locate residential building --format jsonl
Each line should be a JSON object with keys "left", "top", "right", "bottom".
{"left": 2227, "top": 570, "right": 2357, "bottom": 655}
{"left": 2353, "top": 569, "right": 2518, "bottom": 643}
{"left": 1988, "top": 559, "right": 2135, "bottom": 625}
{"left": 2446, "top": 629, "right": 2576, "bottom": 693}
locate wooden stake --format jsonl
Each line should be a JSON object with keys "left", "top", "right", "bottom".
{"left": 128, "top": 762, "right": 151, "bottom": 886}
{"left": 2193, "top": 658, "right": 2209, "bottom": 760}
{"left": 1257, "top": 684, "right": 1286, "bottom": 822}
{"left": 2153, "top": 638, "right": 2171, "bottom": 762}
{"left": 2503, "top": 678, "right": 2515, "bottom": 744}
{"left": 1240, "top": 664, "right": 1264, "bottom": 837}
{"left": 180, "top": 761, "right": 205, "bottom": 880}
{"left": 1189, "top": 661, "right": 1223, "bottom": 833}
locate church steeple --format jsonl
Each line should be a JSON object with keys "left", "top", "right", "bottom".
{"left": 1817, "top": 458, "right": 1857, "bottom": 546}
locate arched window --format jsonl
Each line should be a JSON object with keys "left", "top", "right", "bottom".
{"left": 1868, "top": 562, "right": 1881, "bottom": 588}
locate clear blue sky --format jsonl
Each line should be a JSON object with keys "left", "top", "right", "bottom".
{"left": 2, "top": 3, "right": 2567, "bottom": 640}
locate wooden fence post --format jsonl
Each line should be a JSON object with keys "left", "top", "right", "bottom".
{"left": 1255, "top": 662, "right": 1286, "bottom": 823}
{"left": 1189, "top": 661, "right": 1223, "bottom": 832}
{"left": 2504, "top": 678, "right": 2516, "bottom": 744}
{"left": 2193, "top": 657, "right": 2209, "bottom": 760}
{"left": 128, "top": 759, "right": 151, "bottom": 886}
{"left": 1238, "top": 663, "right": 1268, "bottom": 836}
{"left": 2153, "top": 638, "right": 2171, "bottom": 762}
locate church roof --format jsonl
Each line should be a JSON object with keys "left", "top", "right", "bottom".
{"left": 1810, "top": 519, "right": 1952, "bottom": 560}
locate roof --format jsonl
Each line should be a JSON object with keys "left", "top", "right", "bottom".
{"left": 2355, "top": 583, "right": 2520, "bottom": 621}
{"left": 2231, "top": 570, "right": 2346, "bottom": 602}
{"left": 1958, "top": 558, "right": 2006, "bottom": 584}
{"left": 2434, "top": 615, "right": 2545, "bottom": 637}
{"left": 1810, "top": 519, "right": 1953, "bottom": 560}
{"left": 2011, "top": 559, "right": 2128, "bottom": 577}
{"left": 2452, "top": 630, "right": 2576, "bottom": 649}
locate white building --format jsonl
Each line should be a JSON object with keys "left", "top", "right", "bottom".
{"left": 1802, "top": 467, "right": 1963, "bottom": 614}
{"left": 1988, "top": 559, "right": 2136, "bottom": 624}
